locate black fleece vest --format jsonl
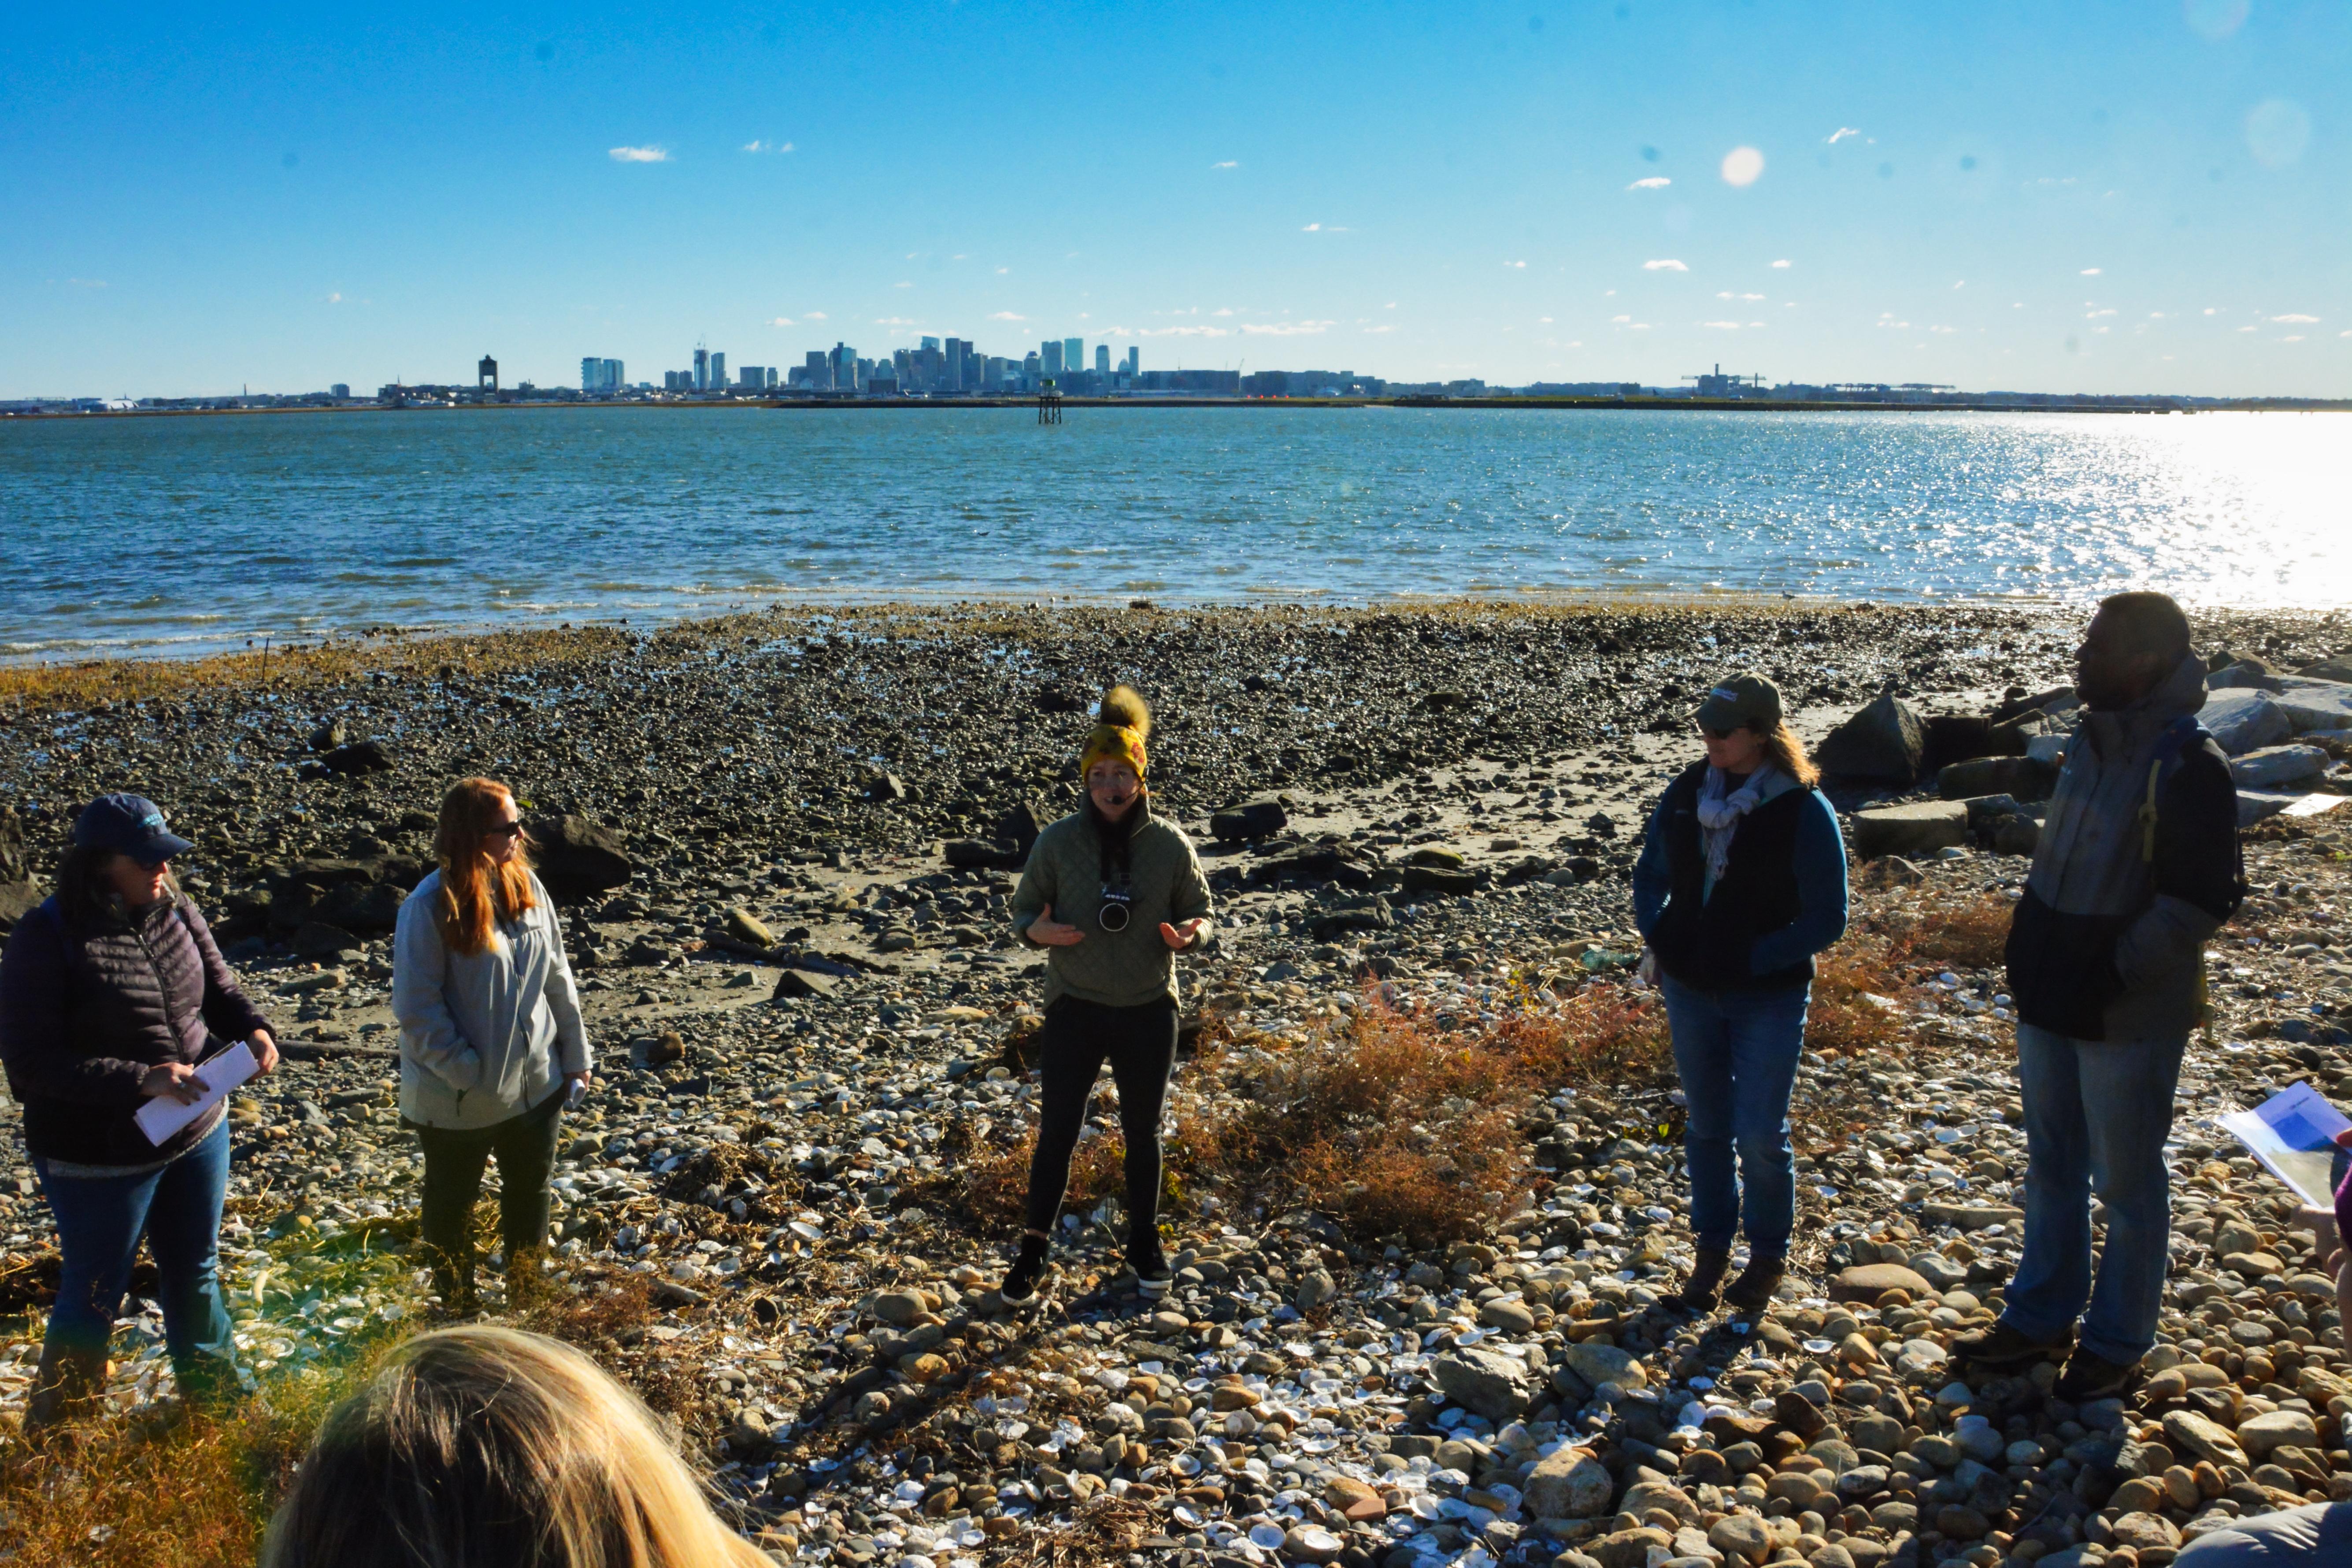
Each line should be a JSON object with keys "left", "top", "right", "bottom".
{"left": 1649, "top": 760, "right": 1813, "bottom": 993}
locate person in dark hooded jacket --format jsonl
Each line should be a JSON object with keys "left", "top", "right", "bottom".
{"left": 0, "top": 794, "right": 279, "bottom": 1438}
{"left": 1957, "top": 593, "right": 2243, "bottom": 1401}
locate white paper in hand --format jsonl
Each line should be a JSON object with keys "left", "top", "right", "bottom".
{"left": 2213, "top": 1081, "right": 2352, "bottom": 1209}
{"left": 134, "top": 1042, "right": 258, "bottom": 1146}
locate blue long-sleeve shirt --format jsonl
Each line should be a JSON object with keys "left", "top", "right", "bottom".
{"left": 1633, "top": 785, "right": 1849, "bottom": 972}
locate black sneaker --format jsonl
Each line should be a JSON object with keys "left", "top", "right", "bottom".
{"left": 1133, "top": 1251, "right": 1175, "bottom": 1299}
{"left": 1952, "top": 1320, "right": 2074, "bottom": 1373}
{"left": 2054, "top": 1348, "right": 2139, "bottom": 1401}
{"left": 999, "top": 1239, "right": 1049, "bottom": 1307}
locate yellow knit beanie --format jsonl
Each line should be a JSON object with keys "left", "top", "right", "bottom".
{"left": 1078, "top": 685, "right": 1151, "bottom": 778}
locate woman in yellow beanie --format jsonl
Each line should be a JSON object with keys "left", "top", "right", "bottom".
{"left": 999, "top": 685, "right": 1214, "bottom": 1305}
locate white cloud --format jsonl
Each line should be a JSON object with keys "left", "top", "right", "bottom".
{"left": 1242, "top": 320, "right": 1334, "bottom": 336}
{"left": 1537, "top": 316, "right": 1553, "bottom": 323}
{"left": 2280, "top": 335, "right": 2304, "bottom": 343}
{"left": 1611, "top": 314, "right": 1631, "bottom": 323}
{"left": 1720, "top": 146, "right": 1765, "bottom": 187}
{"left": 1701, "top": 320, "right": 1742, "bottom": 330}
{"left": 1627, "top": 176, "right": 1671, "bottom": 190}
{"left": 1770, "top": 259, "right": 1791, "bottom": 269}
{"left": 2204, "top": 307, "right": 2219, "bottom": 315}
{"left": 1953, "top": 280, "right": 1966, "bottom": 290}
{"left": 1930, "top": 325, "right": 1957, "bottom": 334}
{"left": 1716, "top": 291, "right": 1764, "bottom": 301}
{"left": 608, "top": 145, "right": 670, "bottom": 163}
{"left": 1505, "top": 260, "right": 1526, "bottom": 269}
{"left": 2271, "top": 313, "right": 2320, "bottom": 323}
{"left": 2238, "top": 325, "right": 2258, "bottom": 333}
{"left": 894, "top": 281, "right": 911, "bottom": 288}
{"left": 1385, "top": 301, "right": 1398, "bottom": 309}
{"left": 1301, "top": 222, "right": 1321, "bottom": 231}
{"left": 988, "top": 311, "right": 1026, "bottom": 320}
{"left": 2086, "top": 308, "right": 2117, "bottom": 318}
{"left": 766, "top": 317, "right": 795, "bottom": 327}
{"left": 804, "top": 311, "right": 827, "bottom": 321}
{"left": 739, "top": 140, "right": 794, "bottom": 153}
{"left": 1211, "top": 308, "right": 1234, "bottom": 317}
{"left": 873, "top": 316, "right": 917, "bottom": 326}
{"left": 325, "top": 291, "right": 342, "bottom": 303}
{"left": 1140, "top": 325, "right": 1230, "bottom": 337}
{"left": 1212, "top": 160, "right": 1238, "bottom": 169}
{"left": 2080, "top": 267, "right": 2101, "bottom": 275}
{"left": 1827, "top": 127, "right": 1862, "bottom": 144}
{"left": 1643, "top": 259, "right": 1688, "bottom": 271}
{"left": 1361, "top": 324, "right": 1396, "bottom": 334}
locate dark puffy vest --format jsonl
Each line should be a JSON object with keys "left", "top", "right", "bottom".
{"left": 1648, "top": 760, "right": 1814, "bottom": 993}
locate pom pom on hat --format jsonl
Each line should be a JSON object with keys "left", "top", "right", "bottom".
{"left": 1079, "top": 684, "right": 1152, "bottom": 777}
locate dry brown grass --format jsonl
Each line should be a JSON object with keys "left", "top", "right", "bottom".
{"left": 1806, "top": 938, "right": 1912, "bottom": 1057}
{"left": 929, "top": 982, "right": 1676, "bottom": 1251}
{"left": 1886, "top": 897, "right": 2014, "bottom": 971}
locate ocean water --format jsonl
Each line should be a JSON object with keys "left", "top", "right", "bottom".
{"left": 1, "top": 405, "right": 2344, "bottom": 659}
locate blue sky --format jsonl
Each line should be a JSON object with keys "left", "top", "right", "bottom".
{"left": 5, "top": 2, "right": 2345, "bottom": 398}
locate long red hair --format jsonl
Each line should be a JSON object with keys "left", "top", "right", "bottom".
{"left": 433, "top": 778, "right": 538, "bottom": 958}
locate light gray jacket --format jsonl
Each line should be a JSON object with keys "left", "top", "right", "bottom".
{"left": 393, "top": 870, "right": 589, "bottom": 1130}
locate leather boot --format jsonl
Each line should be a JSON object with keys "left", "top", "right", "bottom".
{"left": 1678, "top": 1248, "right": 1733, "bottom": 1311}
{"left": 22, "top": 1341, "right": 108, "bottom": 1443}
{"left": 1722, "top": 1255, "right": 1788, "bottom": 1313}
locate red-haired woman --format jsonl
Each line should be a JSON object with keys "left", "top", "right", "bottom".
{"left": 393, "top": 779, "right": 590, "bottom": 1314}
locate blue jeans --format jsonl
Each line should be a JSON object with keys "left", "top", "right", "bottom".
{"left": 2003, "top": 1021, "right": 2185, "bottom": 1365}
{"left": 33, "top": 1114, "right": 239, "bottom": 1399}
{"left": 1662, "top": 976, "right": 1811, "bottom": 1257}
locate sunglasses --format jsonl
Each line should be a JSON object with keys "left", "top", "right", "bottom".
{"left": 487, "top": 819, "right": 526, "bottom": 840}
{"left": 1698, "top": 725, "right": 1737, "bottom": 741}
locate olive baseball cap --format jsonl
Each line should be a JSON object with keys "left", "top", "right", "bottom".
{"left": 1693, "top": 673, "right": 1783, "bottom": 734}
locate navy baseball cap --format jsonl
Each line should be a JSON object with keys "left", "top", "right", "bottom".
{"left": 74, "top": 794, "right": 195, "bottom": 866}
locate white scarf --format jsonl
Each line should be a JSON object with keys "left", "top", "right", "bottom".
{"left": 1696, "top": 765, "right": 1784, "bottom": 894}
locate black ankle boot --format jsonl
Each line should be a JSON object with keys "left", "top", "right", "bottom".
{"left": 999, "top": 1233, "right": 1050, "bottom": 1306}
{"left": 1722, "top": 1254, "right": 1787, "bottom": 1313}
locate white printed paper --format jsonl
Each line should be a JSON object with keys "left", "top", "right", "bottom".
{"left": 2214, "top": 1080, "right": 2352, "bottom": 1209}
{"left": 134, "top": 1041, "right": 258, "bottom": 1146}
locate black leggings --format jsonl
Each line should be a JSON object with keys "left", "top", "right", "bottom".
{"left": 1022, "top": 997, "right": 1179, "bottom": 1244}
{"left": 414, "top": 1090, "right": 564, "bottom": 1278}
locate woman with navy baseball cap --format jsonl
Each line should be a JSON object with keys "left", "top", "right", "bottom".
{"left": 0, "top": 793, "right": 279, "bottom": 1439}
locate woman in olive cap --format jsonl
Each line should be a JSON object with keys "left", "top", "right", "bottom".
{"left": 1000, "top": 686, "right": 1213, "bottom": 1305}
{"left": 1632, "top": 674, "right": 1847, "bottom": 1312}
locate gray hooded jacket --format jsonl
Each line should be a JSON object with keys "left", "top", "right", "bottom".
{"left": 393, "top": 870, "right": 589, "bottom": 1130}
{"left": 2004, "top": 652, "right": 2242, "bottom": 1042}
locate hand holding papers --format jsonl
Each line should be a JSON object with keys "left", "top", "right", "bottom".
{"left": 2214, "top": 1081, "right": 2352, "bottom": 1209}
{"left": 134, "top": 1041, "right": 259, "bottom": 1147}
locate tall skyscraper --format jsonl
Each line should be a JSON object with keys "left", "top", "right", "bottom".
{"left": 1096, "top": 345, "right": 1110, "bottom": 374}
{"left": 1063, "top": 338, "right": 1083, "bottom": 378}
{"left": 804, "top": 350, "right": 830, "bottom": 390}
{"left": 920, "top": 335, "right": 941, "bottom": 352}
{"left": 580, "top": 358, "right": 624, "bottom": 392}
{"left": 710, "top": 353, "right": 726, "bottom": 389}
{"left": 945, "top": 337, "right": 971, "bottom": 392}
{"left": 1124, "top": 347, "right": 1139, "bottom": 377}
{"left": 1041, "top": 340, "right": 1063, "bottom": 378}
{"left": 828, "top": 342, "right": 857, "bottom": 392}
{"left": 693, "top": 348, "right": 708, "bottom": 390}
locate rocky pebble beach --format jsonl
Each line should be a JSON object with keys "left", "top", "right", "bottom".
{"left": 4, "top": 598, "right": 2352, "bottom": 1568}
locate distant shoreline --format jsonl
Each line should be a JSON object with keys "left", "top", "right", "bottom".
{"left": 10, "top": 395, "right": 2348, "bottom": 420}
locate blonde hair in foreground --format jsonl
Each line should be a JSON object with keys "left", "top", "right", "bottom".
{"left": 262, "top": 1326, "right": 769, "bottom": 1568}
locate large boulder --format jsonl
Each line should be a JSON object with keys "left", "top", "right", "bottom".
{"left": 2231, "top": 745, "right": 2330, "bottom": 789}
{"left": 2272, "top": 679, "right": 2352, "bottom": 734}
{"left": 528, "top": 816, "right": 634, "bottom": 901}
{"left": 308, "top": 879, "right": 407, "bottom": 934}
{"left": 1831, "top": 1263, "right": 1933, "bottom": 1302}
{"left": 1561, "top": 1340, "right": 1649, "bottom": 1391}
{"left": 1938, "top": 756, "right": 2058, "bottom": 803}
{"left": 1818, "top": 693, "right": 1927, "bottom": 784}
{"left": 2201, "top": 689, "right": 2293, "bottom": 756}
{"left": 0, "top": 880, "right": 45, "bottom": 933}
{"left": 1211, "top": 800, "right": 1289, "bottom": 841}
{"left": 1851, "top": 800, "right": 1968, "bottom": 860}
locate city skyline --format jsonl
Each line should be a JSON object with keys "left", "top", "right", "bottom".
{"left": 5, "top": 4, "right": 2347, "bottom": 400}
